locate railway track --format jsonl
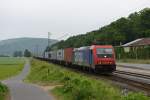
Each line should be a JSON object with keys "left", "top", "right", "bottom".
{"left": 112, "top": 70, "right": 150, "bottom": 95}
{"left": 114, "top": 70, "right": 150, "bottom": 80}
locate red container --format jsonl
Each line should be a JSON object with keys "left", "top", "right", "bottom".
{"left": 64, "top": 48, "right": 74, "bottom": 63}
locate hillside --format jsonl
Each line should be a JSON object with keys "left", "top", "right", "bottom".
{"left": 52, "top": 8, "right": 150, "bottom": 49}
{"left": 0, "top": 38, "right": 58, "bottom": 56}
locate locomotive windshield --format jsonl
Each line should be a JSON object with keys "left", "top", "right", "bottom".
{"left": 96, "top": 48, "right": 113, "bottom": 58}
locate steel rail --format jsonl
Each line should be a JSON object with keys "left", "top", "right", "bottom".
{"left": 114, "top": 70, "right": 150, "bottom": 80}
{"left": 113, "top": 70, "right": 150, "bottom": 95}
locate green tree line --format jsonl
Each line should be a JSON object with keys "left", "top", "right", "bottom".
{"left": 13, "top": 49, "right": 31, "bottom": 57}
{"left": 115, "top": 46, "right": 150, "bottom": 60}
{"left": 51, "top": 8, "right": 150, "bottom": 49}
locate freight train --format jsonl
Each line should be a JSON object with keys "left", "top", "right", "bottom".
{"left": 38, "top": 45, "right": 116, "bottom": 73}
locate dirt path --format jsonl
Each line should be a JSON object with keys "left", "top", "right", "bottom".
{"left": 2, "top": 59, "right": 54, "bottom": 100}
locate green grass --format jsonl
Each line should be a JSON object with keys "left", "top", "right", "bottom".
{"left": 0, "top": 82, "right": 8, "bottom": 100}
{"left": 0, "top": 57, "right": 25, "bottom": 80}
{"left": 117, "top": 59, "right": 150, "bottom": 64}
{"left": 26, "top": 59, "right": 150, "bottom": 100}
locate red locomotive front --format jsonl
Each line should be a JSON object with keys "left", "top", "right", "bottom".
{"left": 92, "top": 45, "right": 116, "bottom": 72}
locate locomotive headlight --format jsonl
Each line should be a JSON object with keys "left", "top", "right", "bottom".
{"left": 99, "top": 61, "right": 101, "bottom": 64}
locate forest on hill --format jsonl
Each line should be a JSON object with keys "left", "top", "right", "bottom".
{"left": 51, "top": 8, "right": 150, "bottom": 49}
{"left": 0, "top": 38, "right": 57, "bottom": 56}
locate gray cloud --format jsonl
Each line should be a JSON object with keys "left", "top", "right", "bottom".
{"left": 0, "top": 0, "right": 150, "bottom": 40}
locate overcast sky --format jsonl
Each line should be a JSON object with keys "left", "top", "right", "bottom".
{"left": 0, "top": 0, "right": 150, "bottom": 41}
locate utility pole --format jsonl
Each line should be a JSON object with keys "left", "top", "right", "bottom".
{"left": 36, "top": 45, "right": 39, "bottom": 56}
{"left": 48, "top": 32, "right": 51, "bottom": 48}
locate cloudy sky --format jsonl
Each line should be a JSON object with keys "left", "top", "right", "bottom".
{"left": 0, "top": 0, "right": 150, "bottom": 40}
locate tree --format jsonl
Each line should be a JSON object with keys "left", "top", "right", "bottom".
{"left": 13, "top": 51, "right": 23, "bottom": 57}
{"left": 50, "top": 8, "right": 150, "bottom": 49}
{"left": 140, "top": 8, "right": 150, "bottom": 29}
{"left": 24, "top": 49, "right": 31, "bottom": 57}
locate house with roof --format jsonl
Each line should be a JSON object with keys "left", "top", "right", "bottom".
{"left": 122, "top": 38, "right": 150, "bottom": 52}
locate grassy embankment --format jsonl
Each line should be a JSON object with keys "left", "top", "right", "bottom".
{"left": 26, "top": 59, "right": 150, "bottom": 100}
{"left": 0, "top": 57, "right": 25, "bottom": 100}
{"left": 117, "top": 59, "right": 150, "bottom": 64}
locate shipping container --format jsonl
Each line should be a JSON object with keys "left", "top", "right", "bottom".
{"left": 73, "top": 46, "right": 92, "bottom": 67}
{"left": 44, "top": 52, "right": 49, "bottom": 59}
{"left": 64, "top": 48, "right": 73, "bottom": 63}
{"left": 56, "top": 49, "right": 64, "bottom": 61}
{"left": 50, "top": 51, "right": 57, "bottom": 60}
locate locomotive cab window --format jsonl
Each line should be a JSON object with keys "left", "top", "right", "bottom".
{"left": 96, "top": 48, "right": 113, "bottom": 58}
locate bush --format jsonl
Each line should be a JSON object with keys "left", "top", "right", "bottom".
{"left": 62, "top": 78, "right": 95, "bottom": 100}
{"left": 123, "top": 92, "right": 150, "bottom": 100}
{"left": 0, "top": 82, "right": 8, "bottom": 100}
{"left": 0, "top": 82, "right": 8, "bottom": 93}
